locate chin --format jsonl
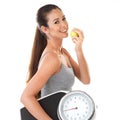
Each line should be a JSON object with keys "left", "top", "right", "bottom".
{"left": 64, "top": 33, "right": 68, "bottom": 37}
{"left": 63, "top": 35, "right": 68, "bottom": 39}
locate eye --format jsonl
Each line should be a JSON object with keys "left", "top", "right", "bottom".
{"left": 62, "top": 16, "right": 66, "bottom": 21}
{"left": 54, "top": 20, "right": 59, "bottom": 24}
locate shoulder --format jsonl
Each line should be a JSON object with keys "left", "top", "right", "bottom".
{"left": 62, "top": 48, "right": 71, "bottom": 58}
{"left": 38, "top": 51, "right": 61, "bottom": 74}
{"left": 42, "top": 51, "right": 60, "bottom": 63}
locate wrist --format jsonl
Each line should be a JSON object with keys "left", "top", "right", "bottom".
{"left": 75, "top": 45, "right": 82, "bottom": 52}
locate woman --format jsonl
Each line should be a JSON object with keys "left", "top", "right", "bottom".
{"left": 21, "top": 4, "right": 90, "bottom": 120}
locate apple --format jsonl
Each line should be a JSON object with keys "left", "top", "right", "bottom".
{"left": 70, "top": 31, "right": 79, "bottom": 37}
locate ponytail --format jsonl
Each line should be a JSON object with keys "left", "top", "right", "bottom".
{"left": 26, "top": 27, "right": 47, "bottom": 83}
{"left": 25, "top": 4, "right": 60, "bottom": 98}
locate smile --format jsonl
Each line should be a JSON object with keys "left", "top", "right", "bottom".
{"left": 60, "top": 29, "right": 67, "bottom": 33}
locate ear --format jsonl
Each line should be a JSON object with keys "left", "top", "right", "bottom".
{"left": 40, "top": 26, "right": 48, "bottom": 34}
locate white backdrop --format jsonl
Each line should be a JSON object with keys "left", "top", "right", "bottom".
{"left": 0, "top": 0, "right": 120, "bottom": 119}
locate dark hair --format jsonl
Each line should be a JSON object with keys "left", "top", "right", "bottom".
{"left": 26, "top": 4, "right": 61, "bottom": 83}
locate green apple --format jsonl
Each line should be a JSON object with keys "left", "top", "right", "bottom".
{"left": 70, "top": 31, "right": 79, "bottom": 37}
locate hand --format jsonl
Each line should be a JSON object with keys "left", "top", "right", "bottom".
{"left": 71, "top": 28, "right": 84, "bottom": 48}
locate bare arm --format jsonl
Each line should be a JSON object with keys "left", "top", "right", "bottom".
{"left": 20, "top": 52, "right": 61, "bottom": 120}
{"left": 63, "top": 28, "right": 90, "bottom": 84}
{"left": 74, "top": 45, "right": 90, "bottom": 84}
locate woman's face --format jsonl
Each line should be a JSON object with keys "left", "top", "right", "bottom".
{"left": 46, "top": 8, "right": 68, "bottom": 39}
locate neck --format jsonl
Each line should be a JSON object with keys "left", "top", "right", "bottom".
{"left": 47, "top": 38, "right": 63, "bottom": 53}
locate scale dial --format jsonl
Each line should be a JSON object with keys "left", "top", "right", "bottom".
{"left": 57, "top": 90, "right": 95, "bottom": 120}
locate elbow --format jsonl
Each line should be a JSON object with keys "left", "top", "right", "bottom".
{"left": 78, "top": 72, "right": 91, "bottom": 85}
{"left": 81, "top": 77, "right": 91, "bottom": 85}
{"left": 83, "top": 80, "right": 90, "bottom": 84}
{"left": 20, "top": 91, "right": 36, "bottom": 105}
{"left": 20, "top": 93, "right": 26, "bottom": 105}
{"left": 20, "top": 91, "right": 29, "bottom": 105}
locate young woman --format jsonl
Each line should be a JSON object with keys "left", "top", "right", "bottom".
{"left": 21, "top": 4, "right": 90, "bottom": 120}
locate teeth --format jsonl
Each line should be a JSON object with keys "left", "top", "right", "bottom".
{"left": 61, "top": 30, "right": 67, "bottom": 32}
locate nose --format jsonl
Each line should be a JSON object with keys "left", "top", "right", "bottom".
{"left": 61, "top": 21, "right": 68, "bottom": 28}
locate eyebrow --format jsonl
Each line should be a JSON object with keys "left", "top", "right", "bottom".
{"left": 53, "top": 15, "right": 65, "bottom": 22}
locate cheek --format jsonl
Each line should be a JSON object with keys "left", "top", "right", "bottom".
{"left": 51, "top": 27, "right": 60, "bottom": 33}
{"left": 49, "top": 29, "right": 58, "bottom": 36}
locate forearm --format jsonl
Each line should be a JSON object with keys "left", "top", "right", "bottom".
{"left": 75, "top": 46, "right": 90, "bottom": 84}
{"left": 21, "top": 95, "right": 52, "bottom": 120}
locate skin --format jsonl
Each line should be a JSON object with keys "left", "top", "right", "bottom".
{"left": 21, "top": 9, "right": 90, "bottom": 120}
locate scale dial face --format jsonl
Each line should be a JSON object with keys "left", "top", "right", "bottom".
{"left": 57, "top": 91, "right": 95, "bottom": 120}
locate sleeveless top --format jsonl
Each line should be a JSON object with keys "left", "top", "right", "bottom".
{"left": 41, "top": 64, "right": 75, "bottom": 97}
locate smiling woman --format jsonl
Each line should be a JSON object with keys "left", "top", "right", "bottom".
{"left": 20, "top": 4, "right": 90, "bottom": 120}
{"left": 1, "top": 0, "right": 120, "bottom": 120}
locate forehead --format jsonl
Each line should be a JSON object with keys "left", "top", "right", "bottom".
{"left": 47, "top": 9, "right": 64, "bottom": 22}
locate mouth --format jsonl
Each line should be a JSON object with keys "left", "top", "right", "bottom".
{"left": 60, "top": 29, "right": 67, "bottom": 33}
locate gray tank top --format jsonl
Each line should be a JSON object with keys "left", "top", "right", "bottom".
{"left": 41, "top": 64, "right": 75, "bottom": 97}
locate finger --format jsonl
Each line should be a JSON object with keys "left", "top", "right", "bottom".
{"left": 72, "top": 28, "right": 84, "bottom": 39}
